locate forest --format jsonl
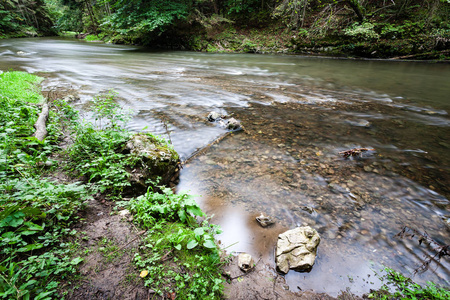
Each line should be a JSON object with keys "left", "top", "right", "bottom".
{"left": 1, "top": 0, "right": 449, "bottom": 58}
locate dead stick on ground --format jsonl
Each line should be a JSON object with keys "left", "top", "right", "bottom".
{"left": 32, "top": 102, "right": 49, "bottom": 141}
{"left": 161, "top": 249, "right": 173, "bottom": 262}
{"left": 111, "top": 230, "right": 147, "bottom": 254}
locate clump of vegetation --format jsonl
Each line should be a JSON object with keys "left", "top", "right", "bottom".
{"left": 66, "top": 90, "right": 134, "bottom": 198}
{"left": 66, "top": 90, "right": 178, "bottom": 198}
{"left": 0, "top": 72, "right": 45, "bottom": 104}
{"left": 368, "top": 267, "right": 450, "bottom": 299}
{"left": 121, "top": 184, "right": 224, "bottom": 299}
{"left": 0, "top": 71, "right": 88, "bottom": 299}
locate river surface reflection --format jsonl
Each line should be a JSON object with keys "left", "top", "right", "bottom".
{"left": 1, "top": 37, "right": 449, "bottom": 295}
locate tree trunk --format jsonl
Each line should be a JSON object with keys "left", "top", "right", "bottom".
{"left": 347, "top": 0, "right": 365, "bottom": 22}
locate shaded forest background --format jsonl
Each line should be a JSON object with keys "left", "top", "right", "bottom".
{"left": 1, "top": 1, "right": 449, "bottom": 58}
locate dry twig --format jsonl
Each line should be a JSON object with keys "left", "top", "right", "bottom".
{"left": 396, "top": 226, "right": 449, "bottom": 274}
{"left": 339, "top": 147, "right": 375, "bottom": 158}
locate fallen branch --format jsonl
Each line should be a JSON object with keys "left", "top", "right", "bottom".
{"left": 391, "top": 50, "right": 450, "bottom": 60}
{"left": 182, "top": 131, "right": 233, "bottom": 165}
{"left": 111, "top": 230, "right": 146, "bottom": 254}
{"left": 32, "top": 102, "right": 49, "bottom": 141}
{"left": 161, "top": 249, "right": 173, "bottom": 262}
{"left": 395, "top": 226, "right": 449, "bottom": 274}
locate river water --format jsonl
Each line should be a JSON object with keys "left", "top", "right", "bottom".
{"left": 1, "top": 37, "right": 449, "bottom": 296}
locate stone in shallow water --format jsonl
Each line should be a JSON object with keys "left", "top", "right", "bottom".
{"left": 276, "top": 226, "right": 320, "bottom": 274}
{"left": 226, "top": 118, "right": 241, "bottom": 130}
{"left": 207, "top": 111, "right": 222, "bottom": 122}
{"left": 256, "top": 213, "right": 275, "bottom": 227}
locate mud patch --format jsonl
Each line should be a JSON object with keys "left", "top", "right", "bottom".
{"left": 63, "top": 198, "right": 151, "bottom": 300}
{"left": 223, "top": 255, "right": 345, "bottom": 300}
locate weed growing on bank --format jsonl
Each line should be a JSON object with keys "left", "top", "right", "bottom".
{"left": 66, "top": 91, "right": 134, "bottom": 198}
{"left": 0, "top": 71, "right": 45, "bottom": 104}
{"left": 119, "top": 184, "right": 224, "bottom": 299}
{"left": 368, "top": 267, "right": 450, "bottom": 299}
{"left": 0, "top": 71, "right": 89, "bottom": 299}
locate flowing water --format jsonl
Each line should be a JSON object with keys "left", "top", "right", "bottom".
{"left": 1, "top": 37, "right": 449, "bottom": 296}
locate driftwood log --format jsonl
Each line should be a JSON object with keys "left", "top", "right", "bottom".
{"left": 32, "top": 102, "right": 49, "bottom": 141}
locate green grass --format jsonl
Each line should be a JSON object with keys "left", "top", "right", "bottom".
{"left": 0, "top": 71, "right": 45, "bottom": 104}
{"left": 0, "top": 71, "right": 89, "bottom": 299}
{"left": 84, "top": 34, "right": 102, "bottom": 42}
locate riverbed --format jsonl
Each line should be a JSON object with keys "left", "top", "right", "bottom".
{"left": 1, "top": 37, "right": 449, "bottom": 296}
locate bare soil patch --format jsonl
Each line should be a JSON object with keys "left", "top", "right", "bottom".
{"left": 62, "top": 198, "right": 150, "bottom": 300}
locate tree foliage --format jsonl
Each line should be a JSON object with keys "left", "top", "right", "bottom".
{"left": 0, "top": 0, "right": 55, "bottom": 37}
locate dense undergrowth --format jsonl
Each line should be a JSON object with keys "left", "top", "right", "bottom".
{"left": 0, "top": 71, "right": 89, "bottom": 299}
{"left": 0, "top": 71, "right": 224, "bottom": 299}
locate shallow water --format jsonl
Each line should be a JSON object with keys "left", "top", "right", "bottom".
{"left": 1, "top": 37, "right": 449, "bottom": 296}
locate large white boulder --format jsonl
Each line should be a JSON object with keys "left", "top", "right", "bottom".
{"left": 275, "top": 226, "right": 320, "bottom": 274}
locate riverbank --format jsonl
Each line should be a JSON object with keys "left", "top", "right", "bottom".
{"left": 0, "top": 71, "right": 224, "bottom": 299}
{"left": 2, "top": 70, "right": 449, "bottom": 299}
{"left": 74, "top": 21, "right": 450, "bottom": 60}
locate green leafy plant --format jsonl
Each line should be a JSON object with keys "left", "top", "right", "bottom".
{"left": 368, "top": 267, "right": 450, "bottom": 299}
{"left": 344, "top": 22, "right": 380, "bottom": 41}
{"left": 124, "top": 184, "right": 224, "bottom": 299}
{"left": 0, "top": 71, "right": 89, "bottom": 299}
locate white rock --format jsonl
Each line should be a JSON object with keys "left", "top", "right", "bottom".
{"left": 276, "top": 226, "right": 320, "bottom": 274}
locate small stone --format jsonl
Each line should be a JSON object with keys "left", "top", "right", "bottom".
{"left": 238, "top": 253, "right": 255, "bottom": 272}
{"left": 363, "top": 166, "right": 372, "bottom": 172}
{"left": 118, "top": 209, "right": 130, "bottom": 216}
{"left": 226, "top": 118, "right": 241, "bottom": 130}
{"left": 256, "top": 214, "right": 275, "bottom": 227}
{"left": 207, "top": 112, "right": 222, "bottom": 122}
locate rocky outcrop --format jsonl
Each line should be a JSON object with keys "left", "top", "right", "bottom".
{"left": 124, "top": 134, "right": 180, "bottom": 194}
{"left": 276, "top": 226, "right": 320, "bottom": 274}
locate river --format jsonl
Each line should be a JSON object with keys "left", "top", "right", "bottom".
{"left": 1, "top": 37, "right": 449, "bottom": 296}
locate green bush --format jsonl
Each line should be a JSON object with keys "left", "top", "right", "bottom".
{"left": 123, "top": 184, "right": 224, "bottom": 299}
{"left": 344, "top": 22, "right": 380, "bottom": 41}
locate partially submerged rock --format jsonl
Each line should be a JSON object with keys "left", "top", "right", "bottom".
{"left": 124, "top": 133, "right": 180, "bottom": 195}
{"left": 63, "top": 94, "right": 80, "bottom": 103}
{"left": 225, "top": 118, "right": 241, "bottom": 130}
{"left": 276, "top": 226, "right": 320, "bottom": 274}
{"left": 207, "top": 112, "right": 242, "bottom": 131}
{"left": 238, "top": 253, "right": 255, "bottom": 272}
{"left": 256, "top": 213, "right": 275, "bottom": 228}
{"left": 207, "top": 111, "right": 222, "bottom": 122}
